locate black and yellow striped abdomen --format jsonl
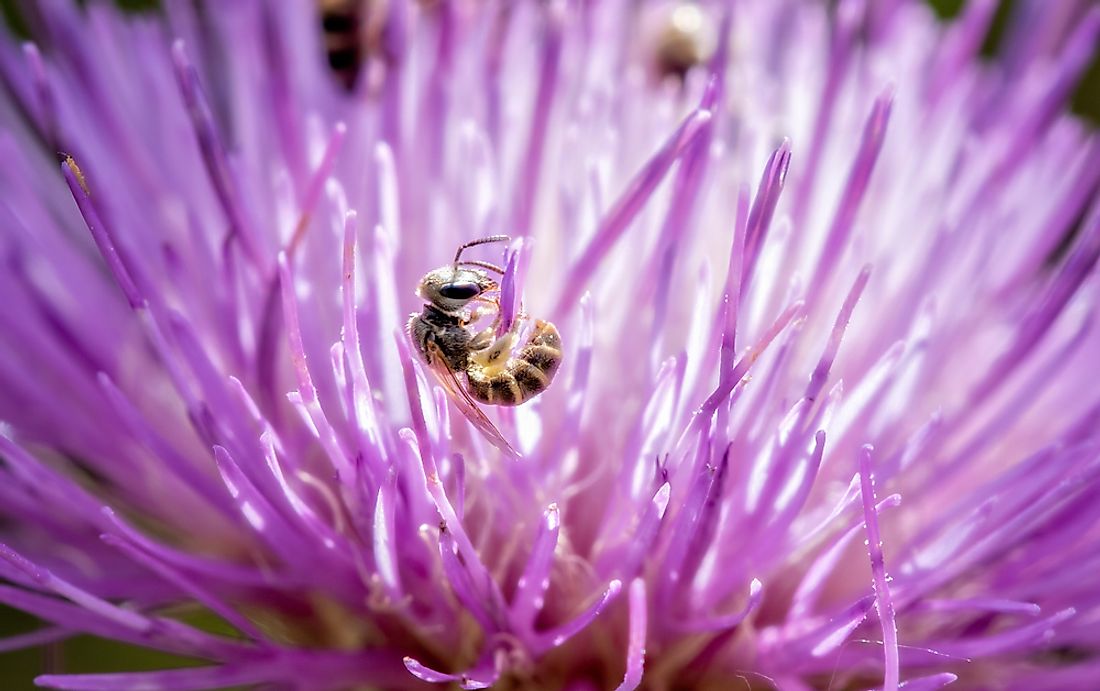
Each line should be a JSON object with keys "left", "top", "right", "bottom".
{"left": 466, "top": 320, "right": 562, "bottom": 406}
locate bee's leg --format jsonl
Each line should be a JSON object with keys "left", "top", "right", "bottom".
{"left": 463, "top": 298, "right": 503, "bottom": 328}
{"left": 466, "top": 306, "right": 503, "bottom": 353}
{"left": 461, "top": 306, "right": 486, "bottom": 327}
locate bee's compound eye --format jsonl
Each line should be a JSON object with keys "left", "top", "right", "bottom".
{"left": 439, "top": 282, "right": 481, "bottom": 300}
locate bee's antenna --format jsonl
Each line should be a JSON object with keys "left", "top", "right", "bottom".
{"left": 457, "top": 260, "right": 506, "bottom": 275}
{"left": 453, "top": 235, "right": 510, "bottom": 266}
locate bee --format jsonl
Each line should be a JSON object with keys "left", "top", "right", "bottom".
{"left": 408, "top": 236, "right": 563, "bottom": 455}
{"left": 318, "top": 0, "right": 392, "bottom": 92}
{"left": 647, "top": 3, "right": 718, "bottom": 82}
{"left": 318, "top": 0, "right": 363, "bottom": 90}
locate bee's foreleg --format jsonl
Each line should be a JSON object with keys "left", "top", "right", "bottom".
{"left": 463, "top": 300, "right": 503, "bottom": 330}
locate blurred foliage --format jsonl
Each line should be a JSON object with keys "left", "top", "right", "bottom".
{"left": 0, "top": 0, "right": 29, "bottom": 37}
{"left": 927, "top": 0, "right": 1100, "bottom": 124}
{"left": 1073, "top": 50, "right": 1100, "bottom": 124}
{"left": 0, "top": 606, "right": 201, "bottom": 689}
{"left": 0, "top": 603, "right": 243, "bottom": 689}
{"left": 0, "top": 0, "right": 1098, "bottom": 687}
{"left": 927, "top": 0, "right": 967, "bottom": 18}
{"left": 113, "top": 0, "right": 160, "bottom": 10}
{"left": 977, "top": 0, "right": 1014, "bottom": 56}
{"left": 0, "top": 0, "right": 161, "bottom": 39}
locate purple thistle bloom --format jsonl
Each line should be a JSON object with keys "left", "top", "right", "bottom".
{"left": 1, "top": 0, "right": 1099, "bottom": 688}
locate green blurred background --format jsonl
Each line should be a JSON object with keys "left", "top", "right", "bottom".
{"left": 927, "top": 0, "right": 1100, "bottom": 122}
{"left": 0, "top": 0, "right": 1098, "bottom": 688}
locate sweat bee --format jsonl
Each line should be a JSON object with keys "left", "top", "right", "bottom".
{"left": 408, "top": 236, "right": 563, "bottom": 455}
{"left": 645, "top": 2, "right": 718, "bottom": 83}
{"left": 318, "top": 0, "right": 393, "bottom": 92}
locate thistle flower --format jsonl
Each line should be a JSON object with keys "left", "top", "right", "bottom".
{"left": 1, "top": 0, "right": 1099, "bottom": 689}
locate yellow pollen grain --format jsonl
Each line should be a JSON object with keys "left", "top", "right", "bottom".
{"left": 66, "top": 155, "right": 90, "bottom": 196}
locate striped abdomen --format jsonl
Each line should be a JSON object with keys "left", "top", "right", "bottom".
{"left": 466, "top": 319, "right": 562, "bottom": 406}
{"left": 319, "top": 0, "right": 362, "bottom": 91}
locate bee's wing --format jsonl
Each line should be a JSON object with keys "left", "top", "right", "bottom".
{"left": 424, "top": 341, "right": 521, "bottom": 458}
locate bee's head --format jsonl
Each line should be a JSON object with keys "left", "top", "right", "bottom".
{"left": 416, "top": 266, "right": 498, "bottom": 313}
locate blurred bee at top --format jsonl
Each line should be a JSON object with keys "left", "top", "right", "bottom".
{"left": 641, "top": 2, "right": 719, "bottom": 83}
{"left": 408, "top": 236, "right": 563, "bottom": 456}
{"left": 318, "top": 0, "right": 394, "bottom": 92}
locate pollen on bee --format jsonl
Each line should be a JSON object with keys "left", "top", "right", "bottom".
{"left": 64, "top": 154, "right": 90, "bottom": 196}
